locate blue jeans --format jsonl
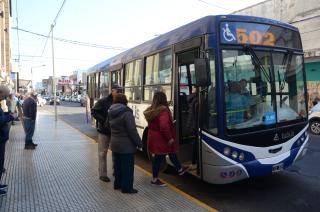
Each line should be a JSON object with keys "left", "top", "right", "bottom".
{"left": 152, "top": 154, "right": 181, "bottom": 178}
{"left": 24, "top": 118, "right": 35, "bottom": 145}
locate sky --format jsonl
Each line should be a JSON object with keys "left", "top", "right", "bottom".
{"left": 11, "top": 0, "right": 266, "bottom": 83}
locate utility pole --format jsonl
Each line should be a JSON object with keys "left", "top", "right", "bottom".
{"left": 51, "top": 24, "right": 57, "bottom": 121}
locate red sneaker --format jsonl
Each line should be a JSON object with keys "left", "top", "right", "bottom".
{"left": 151, "top": 179, "right": 167, "bottom": 187}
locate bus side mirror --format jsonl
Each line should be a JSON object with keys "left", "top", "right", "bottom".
{"left": 194, "top": 58, "right": 211, "bottom": 87}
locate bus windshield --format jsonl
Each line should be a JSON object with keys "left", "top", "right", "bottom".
{"left": 222, "top": 49, "right": 307, "bottom": 132}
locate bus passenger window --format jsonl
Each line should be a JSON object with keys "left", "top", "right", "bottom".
{"left": 99, "top": 71, "right": 109, "bottom": 98}
{"left": 124, "top": 60, "right": 142, "bottom": 102}
{"left": 144, "top": 49, "right": 172, "bottom": 101}
{"left": 203, "top": 50, "right": 218, "bottom": 135}
{"left": 111, "top": 70, "right": 121, "bottom": 87}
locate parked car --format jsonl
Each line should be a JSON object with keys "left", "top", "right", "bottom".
{"left": 37, "top": 96, "right": 47, "bottom": 107}
{"left": 309, "top": 103, "right": 320, "bottom": 135}
{"left": 49, "top": 98, "right": 61, "bottom": 105}
{"left": 64, "top": 96, "right": 71, "bottom": 102}
{"left": 71, "top": 95, "right": 77, "bottom": 102}
{"left": 76, "top": 95, "right": 81, "bottom": 103}
{"left": 80, "top": 95, "right": 86, "bottom": 107}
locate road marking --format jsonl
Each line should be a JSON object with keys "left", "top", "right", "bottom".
{"left": 43, "top": 107, "right": 218, "bottom": 212}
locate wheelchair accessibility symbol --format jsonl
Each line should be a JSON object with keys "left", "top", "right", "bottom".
{"left": 222, "top": 23, "right": 236, "bottom": 42}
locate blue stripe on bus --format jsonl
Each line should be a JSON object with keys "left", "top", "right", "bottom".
{"left": 201, "top": 132, "right": 303, "bottom": 177}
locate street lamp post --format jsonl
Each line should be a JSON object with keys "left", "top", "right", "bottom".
{"left": 30, "top": 64, "right": 46, "bottom": 91}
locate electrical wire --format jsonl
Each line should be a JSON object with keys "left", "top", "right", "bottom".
{"left": 13, "top": 54, "right": 99, "bottom": 62}
{"left": 12, "top": 27, "right": 128, "bottom": 50}
{"left": 197, "top": 0, "right": 232, "bottom": 11}
{"left": 40, "top": 0, "right": 67, "bottom": 56}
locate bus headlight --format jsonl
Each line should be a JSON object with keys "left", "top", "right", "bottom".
{"left": 239, "top": 152, "right": 245, "bottom": 161}
{"left": 231, "top": 151, "right": 238, "bottom": 159}
{"left": 223, "top": 147, "right": 231, "bottom": 156}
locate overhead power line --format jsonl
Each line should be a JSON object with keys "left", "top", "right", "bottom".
{"left": 12, "top": 27, "right": 128, "bottom": 50}
{"left": 198, "top": 0, "right": 232, "bottom": 11}
{"left": 13, "top": 54, "right": 98, "bottom": 62}
{"left": 40, "top": 0, "right": 67, "bottom": 56}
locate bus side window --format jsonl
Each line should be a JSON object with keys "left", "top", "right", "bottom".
{"left": 144, "top": 49, "right": 172, "bottom": 101}
{"left": 203, "top": 50, "right": 218, "bottom": 135}
{"left": 124, "top": 60, "right": 142, "bottom": 102}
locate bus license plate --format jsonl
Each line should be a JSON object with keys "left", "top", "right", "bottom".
{"left": 272, "top": 163, "right": 284, "bottom": 173}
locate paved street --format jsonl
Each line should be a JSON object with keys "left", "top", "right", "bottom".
{"left": 43, "top": 102, "right": 320, "bottom": 212}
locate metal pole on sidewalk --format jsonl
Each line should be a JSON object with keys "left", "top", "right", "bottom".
{"left": 51, "top": 24, "right": 57, "bottom": 121}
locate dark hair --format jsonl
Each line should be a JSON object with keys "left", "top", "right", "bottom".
{"left": 151, "top": 91, "right": 168, "bottom": 108}
{"left": 113, "top": 93, "right": 128, "bottom": 105}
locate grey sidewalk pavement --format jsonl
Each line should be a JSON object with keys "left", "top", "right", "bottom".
{"left": 0, "top": 111, "right": 212, "bottom": 212}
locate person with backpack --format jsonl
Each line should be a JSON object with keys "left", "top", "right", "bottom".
{"left": 91, "top": 85, "right": 122, "bottom": 182}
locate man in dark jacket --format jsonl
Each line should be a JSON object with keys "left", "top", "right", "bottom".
{"left": 0, "top": 85, "right": 17, "bottom": 196}
{"left": 23, "top": 93, "right": 38, "bottom": 150}
{"left": 91, "top": 84, "right": 122, "bottom": 182}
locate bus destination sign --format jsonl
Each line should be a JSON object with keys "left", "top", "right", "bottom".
{"left": 220, "top": 22, "right": 302, "bottom": 49}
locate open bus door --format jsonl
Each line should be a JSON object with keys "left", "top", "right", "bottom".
{"left": 175, "top": 46, "right": 202, "bottom": 177}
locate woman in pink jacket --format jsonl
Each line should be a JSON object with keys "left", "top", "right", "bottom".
{"left": 144, "top": 91, "right": 189, "bottom": 187}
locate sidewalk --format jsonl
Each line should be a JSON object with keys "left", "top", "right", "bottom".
{"left": 0, "top": 111, "right": 212, "bottom": 212}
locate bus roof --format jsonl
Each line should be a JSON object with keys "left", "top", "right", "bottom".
{"left": 87, "top": 15, "right": 299, "bottom": 74}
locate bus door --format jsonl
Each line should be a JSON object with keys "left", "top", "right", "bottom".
{"left": 176, "top": 49, "right": 200, "bottom": 175}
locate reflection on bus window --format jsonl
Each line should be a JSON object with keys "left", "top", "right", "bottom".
{"left": 124, "top": 60, "right": 142, "bottom": 102}
{"left": 145, "top": 49, "right": 172, "bottom": 85}
{"left": 144, "top": 85, "right": 171, "bottom": 101}
{"left": 144, "top": 49, "right": 172, "bottom": 101}
{"left": 125, "top": 87, "right": 141, "bottom": 101}
{"left": 223, "top": 50, "right": 275, "bottom": 130}
{"left": 100, "top": 71, "right": 109, "bottom": 97}
{"left": 273, "top": 53, "right": 306, "bottom": 121}
{"left": 111, "top": 71, "right": 121, "bottom": 87}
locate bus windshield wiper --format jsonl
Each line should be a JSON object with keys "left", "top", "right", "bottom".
{"left": 278, "top": 50, "right": 293, "bottom": 107}
{"left": 244, "top": 45, "right": 271, "bottom": 83}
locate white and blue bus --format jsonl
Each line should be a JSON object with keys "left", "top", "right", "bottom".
{"left": 87, "top": 15, "right": 309, "bottom": 184}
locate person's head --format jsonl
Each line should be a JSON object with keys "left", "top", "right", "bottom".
{"left": 30, "top": 92, "right": 38, "bottom": 100}
{"left": 0, "top": 85, "right": 10, "bottom": 101}
{"left": 151, "top": 91, "right": 168, "bottom": 108}
{"left": 239, "top": 79, "right": 247, "bottom": 89}
{"left": 113, "top": 93, "right": 128, "bottom": 105}
{"left": 111, "top": 84, "right": 123, "bottom": 97}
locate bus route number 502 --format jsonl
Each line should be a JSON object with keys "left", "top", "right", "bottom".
{"left": 236, "top": 28, "right": 275, "bottom": 46}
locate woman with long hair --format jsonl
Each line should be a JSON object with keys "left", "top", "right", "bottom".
{"left": 143, "top": 91, "right": 189, "bottom": 186}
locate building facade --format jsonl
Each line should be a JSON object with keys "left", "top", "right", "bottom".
{"left": 233, "top": 0, "right": 320, "bottom": 106}
{"left": 0, "top": 0, "right": 12, "bottom": 87}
